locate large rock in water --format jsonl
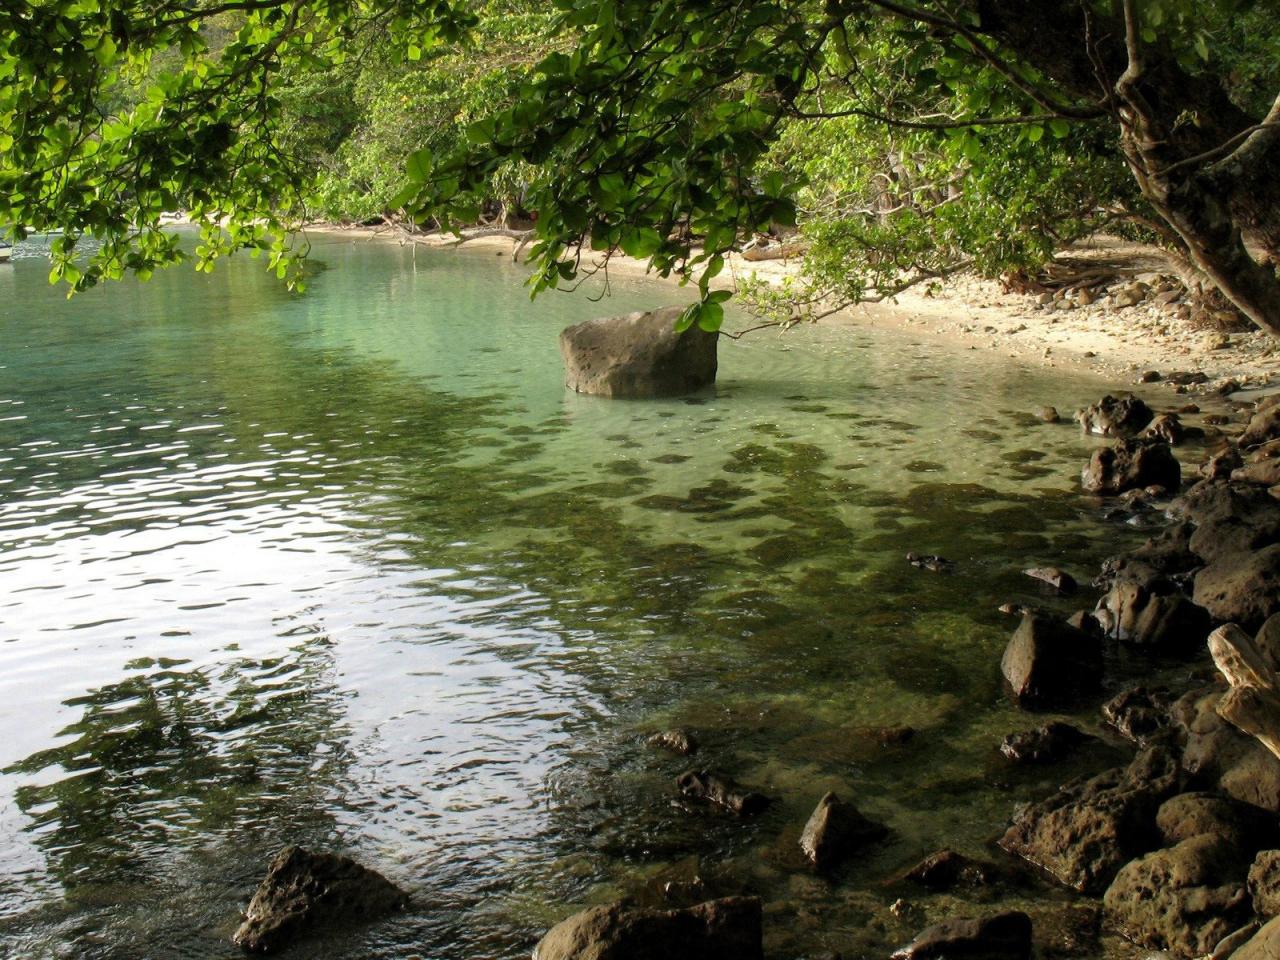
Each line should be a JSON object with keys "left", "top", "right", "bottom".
{"left": 232, "top": 846, "right": 408, "bottom": 953}
{"left": 997, "top": 746, "right": 1180, "bottom": 893}
{"left": 1081, "top": 438, "right": 1180, "bottom": 494}
{"left": 1078, "top": 394, "right": 1155, "bottom": 437}
{"left": 1093, "top": 580, "right": 1210, "bottom": 650}
{"left": 799, "top": 792, "right": 888, "bottom": 869}
{"left": 532, "top": 897, "right": 762, "bottom": 960}
{"left": 1000, "top": 613, "right": 1101, "bottom": 707}
{"left": 559, "top": 306, "right": 718, "bottom": 398}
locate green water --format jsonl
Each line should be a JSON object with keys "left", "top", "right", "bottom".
{"left": 0, "top": 235, "right": 1156, "bottom": 958}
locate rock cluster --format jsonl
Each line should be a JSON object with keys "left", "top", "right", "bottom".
{"left": 987, "top": 390, "right": 1280, "bottom": 959}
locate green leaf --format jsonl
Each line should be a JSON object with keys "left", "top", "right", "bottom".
{"left": 405, "top": 148, "right": 434, "bottom": 184}
{"left": 674, "top": 303, "right": 699, "bottom": 332}
{"left": 697, "top": 301, "right": 724, "bottom": 332}
{"left": 619, "top": 226, "right": 662, "bottom": 258}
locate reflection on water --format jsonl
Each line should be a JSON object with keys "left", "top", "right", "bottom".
{"left": 1, "top": 238, "right": 1152, "bottom": 957}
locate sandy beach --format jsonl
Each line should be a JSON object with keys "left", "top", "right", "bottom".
{"left": 303, "top": 223, "right": 1280, "bottom": 399}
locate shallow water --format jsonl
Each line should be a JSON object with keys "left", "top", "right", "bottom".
{"left": 0, "top": 237, "right": 1157, "bottom": 958}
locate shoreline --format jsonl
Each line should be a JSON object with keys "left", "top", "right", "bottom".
{"left": 302, "top": 222, "right": 1280, "bottom": 399}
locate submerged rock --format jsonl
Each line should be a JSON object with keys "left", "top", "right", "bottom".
{"left": 532, "top": 897, "right": 763, "bottom": 960}
{"left": 1022, "top": 566, "right": 1078, "bottom": 594}
{"left": 799, "top": 792, "right": 888, "bottom": 869}
{"left": 648, "top": 728, "right": 699, "bottom": 755}
{"left": 1000, "top": 613, "right": 1101, "bottom": 708}
{"left": 559, "top": 306, "right": 717, "bottom": 398}
{"left": 232, "top": 846, "right": 407, "bottom": 954}
{"left": 998, "top": 746, "right": 1180, "bottom": 893}
{"left": 891, "top": 910, "right": 1032, "bottom": 960}
{"left": 906, "top": 552, "right": 953, "bottom": 573}
{"left": 676, "top": 770, "right": 770, "bottom": 816}
{"left": 1103, "top": 833, "right": 1251, "bottom": 957}
{"left": 896, "top": 849, "right": 1000, "bottom": 891}
{"left": 999, "top": 721, "right": 1090, "bottom": 764}
{"left": 1081, "top": 438, "right": 1181, "bottom": 495}
{"left": 1102, "top": 686, "right": 1172, "bottom": 745}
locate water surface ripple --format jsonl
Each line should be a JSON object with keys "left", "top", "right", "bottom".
{"left": 1, "top": 239, "right": 1146, "bottom": 958}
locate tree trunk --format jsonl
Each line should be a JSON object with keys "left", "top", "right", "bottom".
{"left": 974, "top": 0, "right": 1280, "bottom": 338}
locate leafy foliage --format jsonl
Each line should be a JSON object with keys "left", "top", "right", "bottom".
{"left": 3, "top": 0, "right": 1278, "bottom": 332}
{"left": 0, "top": 0, "right": 475, "bottom": 291}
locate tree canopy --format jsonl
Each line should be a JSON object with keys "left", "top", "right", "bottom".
{"left": 3, "top": 0, "right": 1278, "bottom": 336}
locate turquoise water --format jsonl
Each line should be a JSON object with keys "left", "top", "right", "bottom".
{"left": 0, "top": 236, "right": 1151, "bottom": 958}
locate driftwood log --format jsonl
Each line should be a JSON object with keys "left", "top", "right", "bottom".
{"left": 1209, "top": 621, "right": 1280, "bottom": 761}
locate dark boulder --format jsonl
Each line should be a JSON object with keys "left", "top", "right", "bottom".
{"left": 1081, "top": 439, "right": 1180, "bottom": 495}
{"left": 1155, "top": 792, "right": 1279, "bottom": 851}
{"left": 890, "top": 911, "right": 1032, "bottom": 960}
{"left": 231, "top": 846, "right": 407, "bottom": 954}
{"left": 1093, "top": 580, "right": 1210, "bottom": 650}
{"left": 1240, "top": 402, "right": 1280, "bottom": 449}
{"left": 1236, "top": 459, "right": 1280, "bottom": 486}
{"left": 1095, "top": 523, "right": 1199, "bottom": 592}
{"left": 1249, "top": 855, "right": 1280, "bottom": 921}
{"left": 1102, "top": 686, "right": 1172, "bottom": 745}
{"left": 1141, "top": 413, "right": 1185, "bottom": 445}
{"left": 1172, "top": 481, "right": 1280, "bottom": 563}
{"left": 896, "top": 849, "right": 1000, "bottom": 891}
{"left": 799, "top": 792, "right": 888, "bottom": 869}
{"left": 676, "top": 770, "right": 770, "bottom": 816}
{"left": 1194, "top": 544, "right": 1280, "bottom": 630}
{"left": 999, "top": 721, "right": 1090, "bottom": 764}
{"left": 1172, "top": 686, "right": 1280, "bottom": 812}
{"left": 1231, "top": 917, "right": 1280, "bottom": 960}
{"left": 997, "top": 745, "right": 1181, "bottom": 893}
{"left": 532, "top": 897, "right": 763, "bottom": 960}
{"left": 1250, "top": 850, "right": 1280, "bottom": 918}
{"left": 1102, "top": 834, "right": 1251, "bottom": 958}
{"left": 559, "top": 306, "right": 718, "bottom": 398}
{"left": 1078, "top": 394, "right": 1154, "bottom": 437}
{"left": 1201, "top": 449, "right": 1244, "bottom": 481}
{"left": 1000, "top": 613, "right": 1101, "bottom": 708}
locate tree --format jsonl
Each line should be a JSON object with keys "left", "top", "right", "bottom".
{"left": 3, "top": 0, "right": 1278, "bottom": 337}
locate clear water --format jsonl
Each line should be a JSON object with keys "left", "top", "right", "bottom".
{"left": 0, "top": 236, "right": 1155, "bottom": 959}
